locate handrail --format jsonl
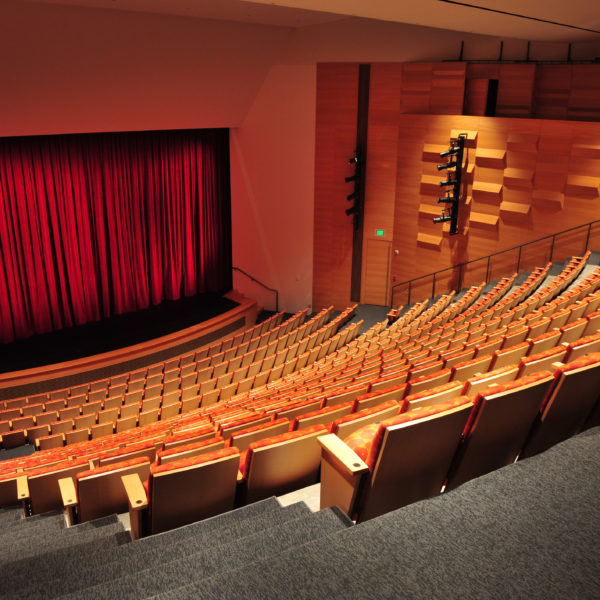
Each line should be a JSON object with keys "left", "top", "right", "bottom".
{"left": 391, "top": 219, "right": 600, "bottom": 307}
{"left": 233, "top": 267, "right": 279, "bottom": 312}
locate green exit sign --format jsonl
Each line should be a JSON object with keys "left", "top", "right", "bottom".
{"left": 375, "top": 229, "right": 385, "bottom": 237}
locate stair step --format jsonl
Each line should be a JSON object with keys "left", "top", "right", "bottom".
{"left": 8, "top": 499, "right": 305, "bottom": 596}
{"left": 55, "top": 507, "right": 352, "bottom": 600}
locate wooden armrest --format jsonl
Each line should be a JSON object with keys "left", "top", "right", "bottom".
{"left": 121, "top": 473, "right": 148, "bottom": 511}
{"left": 317, "top": 434, "right": 368, "bottom": 518}
{"left": 121, "top": 473, "right": 147, "bottom": 540}
{"left": 317, "top": 434, "right": 368, "bottom": 475}
{"left": 59, "top": 476, "right": 78, "bottom": 526}
{"left": 16, "top": 476, "right": 29, "bottom": 501}
{"left": 58, "top": 477, "right": 77, "bottom": 508}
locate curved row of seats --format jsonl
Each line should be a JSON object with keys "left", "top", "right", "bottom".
{"left": 0, "top": 254, "right": 598, "bottom": 535}
{"left": 0, "top": 306, "right": 358, "bottom": 451}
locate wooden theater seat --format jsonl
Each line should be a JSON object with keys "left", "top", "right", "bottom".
{"left": 290, "top": 401, "right": 354, "bottom": 432}
{"left": 227, "top": 418, "right": 290, "bottom": 453}
{"left": 156, "top": 436, "right": 225, "bottom": 465}
{"left": 26, "top": 459, "right": 90, "bottom": 515}
{"left": 520, "top": 353, "right": 600, "bottom": 459}
{"left": 330, "top": 400, "right": 400, "bottom": 440}
{"left": 60, "top": 456, "right": 151, "bottom": 523}
{"left": 563, "top": 331, "right": 600, "bottom": 362}
{"left": 123, "top": 447, "right": 240, "bottom": 539}
{"left": 445, "top": 371, "right": 555, "bottom": 491}
{"left": 238, "top": 424, "right": 328, "bottom": 504}
{"left": 318, "top": 397, "right": 473, "bottom": 522}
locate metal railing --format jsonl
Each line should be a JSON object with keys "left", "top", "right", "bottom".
{"left": 390, "top": 219, "right": 600, "bottom": 307}
{"left": 232, "top": 267, "right": 279, "bottom": 312}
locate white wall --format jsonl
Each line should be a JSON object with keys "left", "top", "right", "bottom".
{"left": 230, "top": 64, "right": 316, "bottom": 313}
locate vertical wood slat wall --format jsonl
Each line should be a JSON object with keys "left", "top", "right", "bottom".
{"left": 312, "top": 64, "right": 359, "bottom": 311}
{"left": 313, "top": 62, "right": 600, "bottom": 311}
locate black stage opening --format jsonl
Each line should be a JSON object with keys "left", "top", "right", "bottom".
{"left": 0, "top": 293, "right": 239, "bottom": 374}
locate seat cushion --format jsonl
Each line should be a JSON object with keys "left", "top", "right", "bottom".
{"left": 239, "top": 424, "right": 328, "bottom": 478}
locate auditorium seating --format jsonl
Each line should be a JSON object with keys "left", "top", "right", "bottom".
{"left": 0, "top": 254, "right": 598, "bottom": 539}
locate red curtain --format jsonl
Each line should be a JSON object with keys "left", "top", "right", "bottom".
{"left": 0, "top": 129, "right": 231, "bottom": 343}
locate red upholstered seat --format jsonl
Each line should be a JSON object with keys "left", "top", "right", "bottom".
{"left": 158, "top": 436, "right": 224, "bottom": 459}
{"left": 332, "top": 399, "right": 398, "bottom": 431}
{"left": 76, "top": 455, "right": 150, "bottom": 481}
{"left": 239, "top": 424, "right": 328, "bottom": 478}
{"left": 345, "top": 396, "right": 473, "bottom": 470}
{"left": 150, "top": 446, "right": 239, "bottom": 475}
{"left": 520, "top": 345, "right": 566, "bottom": 364}
{"left": 290, "top": 401, "right": 354, "bottom": 431}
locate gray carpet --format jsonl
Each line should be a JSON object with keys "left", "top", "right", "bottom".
{"left": 153, "top": 428, "right": 599, "bottom": 600}
{"left": 17, "top": 501, "right": 312, "bottom": 599}
{"left": 57, "top": 505, "right": 351, "bottom": 600}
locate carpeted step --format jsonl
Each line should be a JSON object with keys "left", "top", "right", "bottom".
{"left": 0, "top": 513, "right": 122, "bottom": 557}
{"left": 0, "top": 513, "right": 68, "bottom": 554}
{"left": 155, "top": 428, "right": 600, "bottom": 600}
{"left": 16, "top": 501, "right": 310, "bottom": 599}
{"left": 0, "top": 509, "right": 63, "bottom": 530}
{"left": 55, "top": 506, "right": 352, "bottom": 600}
{"left": 511, "top": 269, "right": 532, "bottom": 287}
{"left": 0, "top": 504, "right": 26, "bottom": 525}
{"left": 4, "top": 518, "right": 129, "bottom": 564}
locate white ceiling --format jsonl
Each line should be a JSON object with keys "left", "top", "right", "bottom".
{"left": 21, "top": 0, "right": 600, "bottom": 41}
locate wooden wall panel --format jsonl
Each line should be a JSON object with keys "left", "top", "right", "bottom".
{"left": 388, "top": 115, "right": 600, "bottom": 306}
{"left": 361, "top": 63, "right": 402, "bottom": 305}
{"left": 495, "top": 64, "right": 536, "bottom": 118}
{"left": 314, "top": 62, "right": 600, "bottom": 310}
{"left": 533, "top": 65, "right": 571, "bottom": 120}
{"left": 312, "top": 63, "right": 359, "bottom": 311}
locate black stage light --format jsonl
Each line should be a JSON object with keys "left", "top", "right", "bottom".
{"left": 439, "top": 178, "right": 457, "bottom": 187}
{"left": 437, "top": 161, "right": 457, "bottom": 171}
{"left": 433, "top": 214, "right": 452, "bottom": 223}
{"left": 348, "top": 156, "right": 359, "bottom": 164}
{"left": 346, "top": 205, "right": 359, "bottom": 216}
{"left": 345, "top": 174, "right": 358, "bottom": 183}
{"left": 440, "top": 146, "right": 460, "bottom": 157}
{"left": 347, "top": 191, "right": 359, "bottom": 201}
{"left": 438, "top": 195, "right": 454, "bottom": 203}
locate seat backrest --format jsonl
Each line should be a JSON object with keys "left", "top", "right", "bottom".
{"left": 147, "top": 446, "right": 240, "bottom": 535}
{"left": 228, "top": 418, "right": 290, "bottom": 453}
{"left": 446, "top": 371, "right": 555, "bottom": 491}
{"left": 404, "top": 381, "right": 464, "bottom": 411}
{"left": 76, "top": 457, "right": 151, "bottom": 523}
{"left": 28, "top": 460, "right": 90, "bottom": 515}
{"left": 291, "top": 401, "right": 354, "bottom": 432}
{"left": 517, "top": 346, "right": 567, "bottom": 377}
{"left": 520, "top": 353, "right": 600, "bottom": 459}
{"left": 331, "top": 400, "right": 400, "bottom": 440}
{"left": 346, "top": 398, "right": 473, "bottom": 522}
{"left": 241, "top": 424, "right": 328, "bottom": 503}
{"left": 462, "top": 364, "right": 519, "bottom": 396}
{"left": 563, "top": 331, "right": 600, "bottom": 362}
{"left": 157, "top": 436, "right": 225, "bottom": 464}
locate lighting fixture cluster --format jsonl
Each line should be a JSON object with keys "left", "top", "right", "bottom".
{"left": 434, "top": 135, "right": 466, "bottom": 235}
{"left": 345, "top": 150, "right": 362, "bottom": 221}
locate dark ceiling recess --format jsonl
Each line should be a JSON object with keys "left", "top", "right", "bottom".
{"left": 438, "top": 0, "right": 600, "bottom": 34}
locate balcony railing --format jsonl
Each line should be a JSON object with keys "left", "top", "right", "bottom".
{"left": 390, "top": 219, "right": 600, "bottom": 308}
